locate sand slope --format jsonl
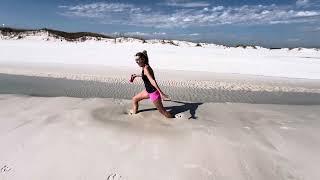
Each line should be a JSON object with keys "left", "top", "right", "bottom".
{"left": 1, "top": 39, "right": 320, "bottom": 79}
{"left": 1, "top": 95, "right": 319, "bottom": 180}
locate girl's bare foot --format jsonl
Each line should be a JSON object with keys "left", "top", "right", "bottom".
{"left": 128, "top": 109, "right": 136, "bottom": 115}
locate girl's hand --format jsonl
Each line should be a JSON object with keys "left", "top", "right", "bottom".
{"left": 161, "top": 93, "right": 171, "bottom": 101}
{"left": 130, "top": 74, "right": 136, "bottom": 82}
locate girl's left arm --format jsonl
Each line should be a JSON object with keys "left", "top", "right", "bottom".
{"left": 144, "top": 67, "right": 169, "bottom": 99}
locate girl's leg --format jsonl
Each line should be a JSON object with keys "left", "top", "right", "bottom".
{"left": 132, "top": 90, "right": 149, "bottom": 114}
{"left": 153, "top": 99, "right": 174, "bottom": 118}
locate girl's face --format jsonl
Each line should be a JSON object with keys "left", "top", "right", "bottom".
{"left": 135, "top": 56, "right": 145, "bottom": 67}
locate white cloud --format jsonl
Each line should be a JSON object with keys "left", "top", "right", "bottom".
{"left": 309, "top": 27, "right": 320, "bottom": 32}
{"left": 288, "top": 38, "right": 300, "bottom": 41}
{"left": 189, "top": 33, "right": 200, "bottom": 36}
{"left": 300, "top": 26, "right": 320, "bottom": 32}
{"left": 59, "top": 2, "right": 149, "bottom": 18}
{"left": 212, "top": 6, "right": 224, "bottom": 11}
{"left": 114, "top": 31, "right": 167, "bottom": 37}
{"left": 59, "top": 2, "right": 320, "bottom": 28}
{"left": 125, "top": 32, "right": 149, "bottom": 36}
{"left": 296, "top": 0, "right": 320, "bottom": 8}
{"left": 296, "top": 0, "right": 310, "bottom": 7}
{"left": 58, "top": 5, "right": 68, "bottom": 8}
{"left": 153, "top": 32, "right": 167, "bottom": 35}
{"left": 164, "top": 2, "right": 210, "bottom": 8}
{"left": 296, "top": 11, "right": 319, "bottom": 16}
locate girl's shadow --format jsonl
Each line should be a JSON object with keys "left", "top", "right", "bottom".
{"left": 138, "top": 100, "right": 203, "bottom": 119}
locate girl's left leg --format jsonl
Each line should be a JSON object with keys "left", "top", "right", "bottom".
{"left": 131, "top": 90, "right": 149, "bottom": 114}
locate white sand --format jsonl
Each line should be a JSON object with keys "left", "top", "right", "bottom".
{"left": 1, "top": 37, "right": 320, "bottom": 94}
{"left": 0, "top": 94, "right": 320, "bottom": 180}
{"left": 0, "top": 62, "right": 320, "bottom": 94}
{"left": 1, "top": 35, "right": 320, "bottom": 180}
{"left": 0, "top": 37, "right": 320, "bottom": 79}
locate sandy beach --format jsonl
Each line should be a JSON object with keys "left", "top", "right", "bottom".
{"left": 1, "top": 94, "right": 320, "bottom": 180}
{"left": 0, "top": 37, "right": 320, "bottom": 179}
{"left": 0, "top": 65, "right": 320, "bottom": 180}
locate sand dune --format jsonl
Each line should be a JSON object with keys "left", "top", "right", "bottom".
{"left": 1, "top": 38, "right": 320, "bottom": 79}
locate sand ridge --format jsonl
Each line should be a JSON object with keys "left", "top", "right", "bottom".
{"left": 1, "top": 73, "right": 320, "bottom": 105}
{"left": 0, "top": 63, "right": 320, "bottom": 94}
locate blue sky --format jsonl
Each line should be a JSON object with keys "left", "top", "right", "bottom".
{"left": 1, "top": 0, "right": 320, "bottom": 48}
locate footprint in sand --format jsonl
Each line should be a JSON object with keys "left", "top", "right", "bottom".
{"left": 1, "top": 165, "right": 12, "bottom": 173}
{"left": 125, "top": 109, "right": 136, "bottom": 116}
{"left": 113, "top": 99, "right": 125, "bottom": 105}
{"left": 106, "top": 173, "right": 123, "bottom": 180}
{"left": 123, "top": 109, "right": 144, "bottom": 119}
{"left": 174, "top": 113, "right": 187, "bottom": 119}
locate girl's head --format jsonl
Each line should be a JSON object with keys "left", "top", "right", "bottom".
{"left": 135, "top": 50, "right": 149, "bottom": 67}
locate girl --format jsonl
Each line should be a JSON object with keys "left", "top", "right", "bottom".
{"left": 130, "top": 50, "right": 173, "bottom": 118}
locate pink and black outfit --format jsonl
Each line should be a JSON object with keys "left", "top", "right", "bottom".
{"left": 142, "top": 69, "right": 161, "bottom": 102}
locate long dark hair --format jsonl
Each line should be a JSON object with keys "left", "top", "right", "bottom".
{"left": 135, "top": 50, "right": 149, "bottom": 65}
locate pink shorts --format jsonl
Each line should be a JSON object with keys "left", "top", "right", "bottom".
{"left": 149, "top": 90, "right": 161, "bottom": 102}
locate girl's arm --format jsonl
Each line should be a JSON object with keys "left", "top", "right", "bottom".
{"left": 130, "top": 73, "right": 141, "bottom": 82}
{"left": 132, "top": 74, "right": 142, "bottom": 78}
{"left": 144, "top": 67, "right": 170, "bottom": 99}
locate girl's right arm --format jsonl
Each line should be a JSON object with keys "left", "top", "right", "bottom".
{"left": 130, "top": 73, "right": 142, "bottom": 82}
{"left": 131, "top": 74, "right": 142, "bottom": 78}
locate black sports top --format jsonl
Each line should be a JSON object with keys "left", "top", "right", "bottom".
{"left": 142, "top": 68, "right": 157, "bottom": 93}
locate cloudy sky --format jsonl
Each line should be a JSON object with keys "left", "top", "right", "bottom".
{"left": 1, "top": 0, "right": 320, "bottom": 47}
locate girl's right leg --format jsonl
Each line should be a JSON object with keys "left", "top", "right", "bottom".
{"left": 152, "top": 98, "right": 174, "bottom": 118}
{"left": 132, "top": 90, "right": 149, "bottom": 114}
